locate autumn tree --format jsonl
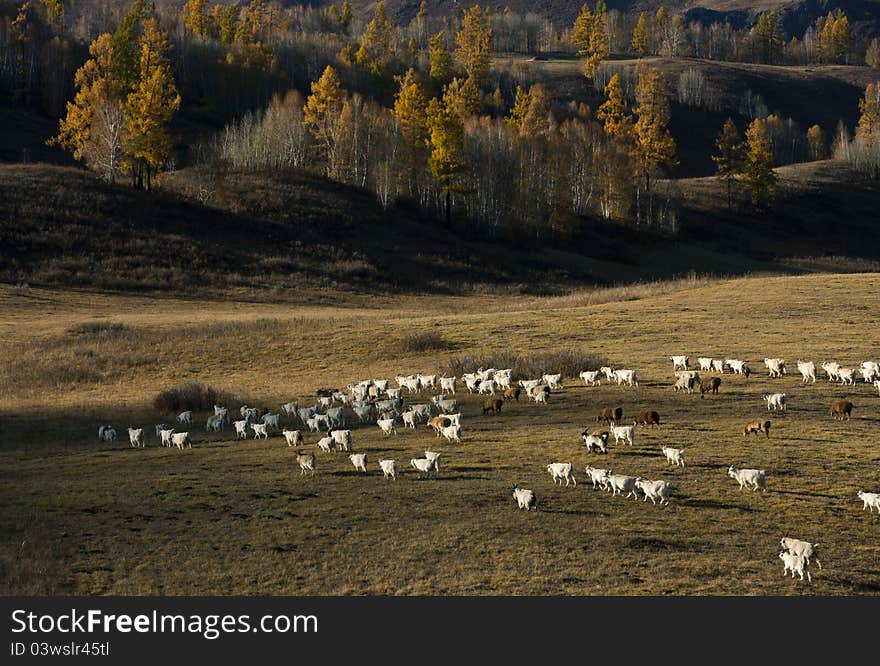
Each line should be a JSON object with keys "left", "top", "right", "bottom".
{"left": 111, "top": 0, "right": 152, "bottom": 96}
{"left": 506, "top": 85, "right": 530, "bottom": 131}
{"left": 633, "top": 65, "right": 676, "bottom": 221}
{"left": 632, "top": 12, "right": 649, "bottom": 57}
{"left": 304, "top": 65, "right": 346, "bottom": 174}
{"left": 856, "top": 82, "right": 880, "bottom": 139}
{"left": 212, "top": 4, "right": 238, "bottom": 45}
{"left": 754, "top": 10, "right": 783, "bottom": 63}
{"left": 444, "top": 75, "right": 482, "bottom": 121}
{"left": 866, "top": 39, "right": 880, "bottom": 69}
{"left": 742, "top": 117, "right": 777, "bottom": 207}
{"left": 355, "top": 1, "right": 395, "bottom": 75}
{"left": 807, "top": 124, "right": 828, "bottom": 160}
{"left": 427, "top": 94, "right": 467, "bottom": 227}
{"left": 455, "top": 5, "right": 492, "bottom": 89}
{"left": 50, "top": 33, "right": 123, "bottom": 183}
{"left": 711, "top": 117, "right": 743, "bottom": 210}
{"left": 585, "top": 0, "right": 609, "bottom": 77}
{"left": 572, "top": 4, "right": 592, "bottom": 56}
{"left": 123, "top": 18, "right": 180, "bottom": 191}
{"left": 183, "top": 0, "right": 211, "bottom": 39}
{"left": 428, "top": 31, "right": 453, "bottom": 87}
{"left": 597, "top": 73, "right": 632, "bottom": 141}
{"left": 518, "top": 83, "right": 553, "bottom": 139}
{"left": 393, "top": 68, "right": 431, "bottom": 199}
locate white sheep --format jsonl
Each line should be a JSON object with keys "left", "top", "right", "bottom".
{"left": 727, "top": 465, "right": 766, "bottom": 492}
{"left": 440, "top": 424, "right": 461, "bottom": 443}
{"left": 317, "top": 436, "right": 335, "bottom": 453}
{"left": 547, "top": 462, "right": 576, "bottom": 487}
{"left": 439, "top": 377, "right": 456, "bottom": 394}
{"left": 171, "top": 432, "right": 191, "bottom": 449}
{"left": 763, "top": 393, "right": 786, "bottom": 411}
{"left": 726, "top": 359, "right": 747, "bottom": 375}
{"left": 796, "top": 360, "right": 816, "bottom": 383}
{"left": 282, "top": 429, "right": 303, "bottom": 447}
{"left": 330, "top": 430, "right": 352, "bottom": 452}
{"left": 378, "top": 459, "right": 398, "bottom": 480}
{"left": 377, "top": 418, "right": 397, "bottom": 436}
{"left": 780, "top": 538, "right": 821, "bottom": 569}
{"left": 233, "top": 420, "right": 248, "bottom": 439}
{"left": 177, "top": 411, "right": 193, "bottom": 425}
{"left": 250, "top": 423, "right": 269, "bottom": 440}
{"left": 711, "top": 359, "right": 725, "bottom": 374}
{"left": 159, "top": 428, "right": 175, "bottom": 447}
{"left": 779, "top": 551, "right": 811, "bottom": 582}
{"left": 661, "top": 446, "right": 685, "bottom": 467}
{"left": 610, "top": 425, "right": 635, "bottom": 447}
{"left": 821, "top": 361, "right": 841, "bottom": 382}
{"left": 857, "top": 490, "right": 880, "bottom": 513}
{"left": 513, "top": 485, "right": 537, "bottom": 511}
{"left": 634, "top": 478, "right": 672, "bottom": 505}
{"left": 670, "top": 355, "right": 689, "bottom": 370}
{"left": 837, "top": 367, "right": 856, "bottom": 385}
{"left": 97, "top": 425, "right": 117, "bottom": 442}
{"left": 542, "top": 373, "right": 563, "bottom": 389}
{"left": 127, "top": 427, "right": 144, "bottom": 448}
{"left": 697, "top": 357, "right": 713, "bottom": 372}
{"left": 614, "top": 369, "right": 638, "bottom": 386}
{"left": 579, "top": 370, "right": 601, "bottom": 386}
{"left": 349, "top": 453, "right": 368, "bottom": 473}
{"left": 763, "top": 358, "right": 786, "bottom": 378}
{"left": 584, "top": 466, "right": 611, "bottom": 490}
{"left": 582, "top": 430, "right": 608, "bottom": 454}
{"left": 605, "top": 473, "right": 639, "bottom": 499}
{"left": 424, "top": 451, "right": 442, "bottom": 472}
{"left": 410, "top": 457, "right": 437, "bottom": 479}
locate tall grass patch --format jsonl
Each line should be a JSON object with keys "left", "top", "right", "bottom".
{"left": 443, "top": 349, "right": 608, "bottom": 380}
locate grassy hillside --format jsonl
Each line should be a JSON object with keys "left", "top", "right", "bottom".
{"left": 1, "top": 273, "right": 880, "bottom": 595}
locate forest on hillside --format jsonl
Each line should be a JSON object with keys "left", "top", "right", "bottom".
{"left": 1, "top": 0, "right": 879, "bottom": 240}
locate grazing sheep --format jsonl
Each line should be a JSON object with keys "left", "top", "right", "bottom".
{"left": 780, "top": 538, "right": 822, "bottom": 569}
{"left": 547, "top": 462, "right": 576, "bottom": 487}
{"left": 860, "top": 361, "right": 879, "bottom": 383}
{"left": 673, "top": 374, "right": 695, "bottom": 394}
{"left": 613, "top": 369, "right": 638, "bottom": 386}
{"left": 579, "top": 370, "right": 601, "bottom": 386}
{"left": 280, "top": 401, "right": 299, "bottom": 416}
{"left": 317, "top": 436, "right": 336, "bottom": 453}
{"left": 726, "top": 359, "right": 748, "bottom": 375}
{"left": 213, "top": 405, "right": 229, "bottom": 423}
{"left": 600, "top": 366, "right": 615, "bottom": 382}
{"left": 330, "top": 430, "right": 352, "bottom": 452}
{"left": 837, "top": 367, "right": 857, "bottom": 385}
{"left": 439, "top": 377, "right": 456, "bottom": 394}
{"left": 440, "top": 425, "right": 461, "bottom": 443}
{"left": 742, "top": 419, "right": 771, "bottom": 438}
{"left": 764, "top": 358, "right": 787, "bottom": 378}
{"left": 482, "top": 398, "right": 504, "bottom": 414}
{"left": 402, "top": 410, "right": 422, "bottom": 429}
{"left": 437, "top": 398, "right": 459, "bottom": 413}
{"left": 670, "top": 355, "right": 689, "bottom": 370}
{"left": 727, "top": 466, "right": 766, "bottom": 492}
{"left": 779, "top": 551, "right": 811, "bottom": 582}
{"left": 529, "top": 385, "right": 550, "bottom": 403}
{"left": 700, "top": 377, "right": 722, "bottom": 395}
{"left": 295, "top": 451, "right": 316, "bottom": 476}
{"left": 353, "top": 404, "right": 376, "bottom": 423}
{"left": 821, "top": 361, "right": 841, "bottom": 382}
{"left": 177, "top": 411, "right": 193, "bottom": 425}
{"left": 325, "top": 407, "right": 346, "bottom": 428}
{"left": 661, "top": 446, "right": 685, "bottom": 467}
{"left": 233, "top": 420, "right": 248, "bottom": 439}
{"left": 605, "top": 473, "right": 639, "bottom": 499}
{"left": 633, "top": 410, "right": 661, "bottom": 428}
{"left": 206, "top": 414, "right": 224, "bottom": 433}
{"left": 410, "top": 458, "right": 437, "bottom": 479}
{"left": 297, "top": 406, "right": 317, "bottom": 425}
{"left": 282, "top": 429, "right": 303, "bottom": 447}
{"left": 377, "top": 418, "right": 397, "bottom": 436}
{"left": 477, "top": 379, "right": 497, "bottom": 395}
{"left": 796, "top": 360, "right": 816, "bottom": 383}
{"left": 503, "top": 387, "right": 522, "bottom": 401}
{"left": 697, "top": 357, "right": 713, "bottom": 372}
{"left": 513, "top": 485, "right": 537, "bottom": 511}
{"left": 542, "top": 374, "right": 563, "bottom": 389}
{"left": 830, "top": 400, "right": 853, "bottom": 420}
{"left": 610, "top": 424, "right": 635, "bottom": 447}
{"left": 250, "top": 423, "right": 269, "bottom": 440}
{"left": 582, "top": 430, "right": 609, "bottom": 454}
{"left": 98, "top": 426, "right": 117, "bottom": 442}
{"left": 154, "top": 424, "right": 169, "bottom": 438}
{"left": 711, "top": 359, "right": 725, "bottom": 374}
{"left": 127, "top": 427, "right": 145, "bottom": 448}
{"left": 857, "top": 491, "right": 880, "bottom": 513}
{"left": 159, "top": 428, "right": 175, "bottom": 447}
{"left": 424, "top": 451, "right": 442, "bottom": 472}
{"left": 349, "top": 453, "right": 368, "bottom": 473}
{"left": 378, "top": 459, "right": 398, "bottom": 480}
{"left": 634, "top": 478, "right": 672, "bottom": 505}
{"left": 426, "top": 415, "right": 452, "bottom": 436}
{"left": 171, "top": 432, "right": 191, "bottom": 450}
{"left": 597, "top": 406, "right": 623, "bottom": 426}
{"left": 763, "top": 393, "right": 786, "bottom": 412}
{"left": 584, "top": 466, "right": 611, "bottom": 490}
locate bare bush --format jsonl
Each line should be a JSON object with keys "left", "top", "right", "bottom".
{"left": 677, "top": 68, "right": 721, "bottom": 112}
{"left": 397, "top": 331, "right": 454, "bottom": 354}
{"left": 152, "top": 382, "right": 235, "bottom": 414}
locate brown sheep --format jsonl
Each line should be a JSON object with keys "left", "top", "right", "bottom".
{"left": 633, "top": 410, "right": 661, "bottom": 428}
{"left": 830, "top": 400, "right": 853, "bottom": 420}
{"left": 426, "top": 415, "right": 452, "bottom": 436}
{"left": 596, "top": 406, "right": 623, "bottom": 425}
{"left": 743, "top": 419, "right": 771, "bottom": 438}
{"left": 503, "top": 387, "right": 522, "bottom": 401}
{"left": 483, "top": 398, "right": 504, "bottom": 415}
{"left": 700, "top": 377, "right": 722, "bottom": 395}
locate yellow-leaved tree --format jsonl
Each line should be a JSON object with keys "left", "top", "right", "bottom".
{"left": 183, "top": 0, "right": 211, "bottom": 39}
{"left": 427, "top": 93, "right": 467, "bottom": 228}
{"left": 355, "top": 1, "right": 395, "bottom": 75}
{"left": 633, "top": 65, "right": 676, "bottom": 210}
{"left": 632, "top": 12, "right": 649, "bottom": 57}
{"left": 742, "top": 117, "right": 777, "bottom": 207}
{"left": 51, "top": 33, "right": 124, "bottom": 183}
{"left": 597, "top": 73, "right": 632, "bottom": 141}
{"left": 304, "top": 65, "right": 346, "bottom": 175}
{"left": 455, "top": 5, "right": 492, "bottom": 89}
{"left": 393, "top": 68, "right": 431, "bottom": 200}
{"left": 123, "top": 18, "right": 181, "bottom": 191}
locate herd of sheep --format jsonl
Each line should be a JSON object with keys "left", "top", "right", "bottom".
{"left": 95, "top": 354, "right": 880, "bottom": 586}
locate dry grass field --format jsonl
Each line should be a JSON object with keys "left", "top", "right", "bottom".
{"left": 1, "top": 273, "right": 880, "bottom": 595}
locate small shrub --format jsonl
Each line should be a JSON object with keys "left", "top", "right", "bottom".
{"left": 443, "top": 349, "right": 608, "bottom": 380}
{"left": 397, "top": 331, "right": 454, "bottom": 354}
{"left": 153, "top": 382, "right": 235, "bottom": 414}
{"left": 66, "top": 322, "right": 130, "bottom": 339}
